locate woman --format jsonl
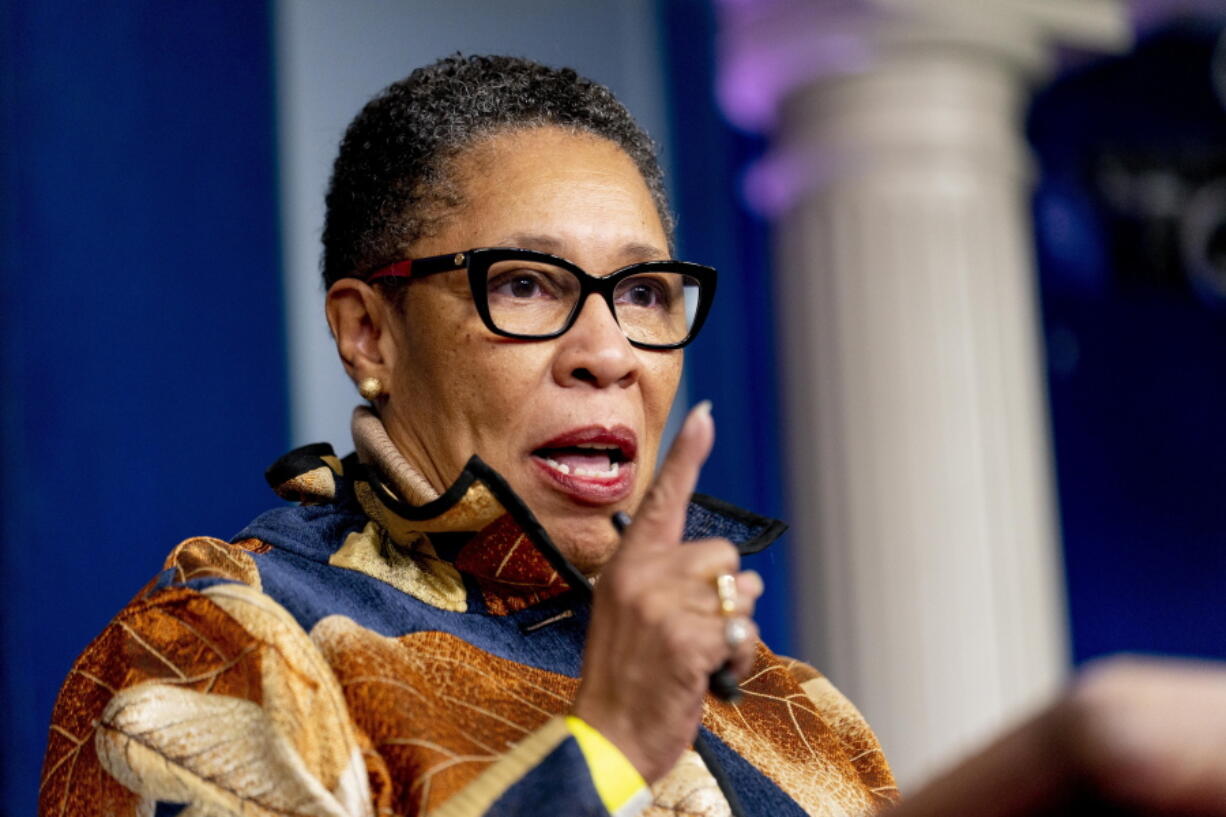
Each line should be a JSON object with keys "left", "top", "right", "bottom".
{"left": 40, "top": 52, "right": 1226, "bottom": 817}
{"left": 40, "top": 56, "right": 896, "bottom": 816}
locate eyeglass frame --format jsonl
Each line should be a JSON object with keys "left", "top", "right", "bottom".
{"left": 361, "top": 247, "right": 718, "bottom": 350}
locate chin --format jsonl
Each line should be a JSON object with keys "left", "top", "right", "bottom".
{"left": 542, "top": 513, "right": 620, "bottom": 578}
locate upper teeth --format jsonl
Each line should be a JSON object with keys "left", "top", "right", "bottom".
{"left": 576, "top": 443, "right": 618, "bottom": 451}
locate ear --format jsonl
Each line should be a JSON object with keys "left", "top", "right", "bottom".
{"left": 325, "top": 278, "right": 400, "bottom": 392}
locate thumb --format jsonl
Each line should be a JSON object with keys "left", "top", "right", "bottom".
{"left": 624, "top": 401, "right": 714, "bottom": 549}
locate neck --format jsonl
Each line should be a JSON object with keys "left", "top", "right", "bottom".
{"left": 351, "top": 405, "right": 441, "bottom": 506}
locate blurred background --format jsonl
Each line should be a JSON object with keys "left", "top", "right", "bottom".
{"left": 3, "top": 0, "right": 1225, "bottom": 813}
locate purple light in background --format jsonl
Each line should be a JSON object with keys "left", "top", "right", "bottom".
{"left": 1131, "top": 0, "right": 1226, "bottom": 34}
{"left": 718, "top": 33, "right": 871, "bottom": 132}
{"left": 743, "top": 151, "right": 811, "bottom": 215}
{"left": 742, "top": 146, "right": 845, "bottom": 216}
{"left": 715, "top": 0, "right": 878, "bottom": 132}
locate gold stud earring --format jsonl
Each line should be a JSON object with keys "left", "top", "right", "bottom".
{"left": 358, "top": 377, "right": 384, "bottom": 401}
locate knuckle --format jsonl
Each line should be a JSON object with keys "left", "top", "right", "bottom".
{"left": 1061, "top": 657, "right": 1160, "bottom": 771}
{"left": 641, "top": 483, "right": 677, "bottom": 515}
{"left": 1071, "top": 655, "right": 1150, "bottom": 712}
{"left": 713, "top": 539, "right": 740, "bottom": 570}
{"left": 601, "top": 567, "right": 656, "bottom": 615}
{"left": 608, "top": 579, "right": 637, "bottom": 609}
{"left": 634, "top": 500, "right": 678, "bottom": 539}
{"left": 738, "top": 570, "right": 764, "bottom": 598}
{"left": 662, "top": 621, "right": 693, "bottom": 655}
{"left": 687, "top": 538, "right": 739, "bottom": 572}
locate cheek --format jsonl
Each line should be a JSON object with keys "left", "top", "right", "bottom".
{"left": 416, "top": 338, "right": 553, "bottom": 436}
{"left": 474, "top": 349, "right": 545, "bottom": 416}
{"left": 399, "top": 291, "right": 490, "bottom": 392}
{"left": 637, "top": 351, "right": 684, "bottom": 466}
{"left": 645, "top": 352, "right": 683, "bottom": 419}
{"left": 423, "top": 343, "right": 505, "bottom": 413}
{"left": 390, "top": 310, "right": 487, "bottom": 437}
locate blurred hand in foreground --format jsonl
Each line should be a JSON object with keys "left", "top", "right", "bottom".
{"left": 888, "top": 656, "right": 1226, "bottom": 816}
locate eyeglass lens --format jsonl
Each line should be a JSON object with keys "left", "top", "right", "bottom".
{"left": 484, "top": 259, "right": 701, "bottom": 345}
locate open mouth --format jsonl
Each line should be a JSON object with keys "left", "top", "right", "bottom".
{"left": 529, "top": 426, "right": 637, "bottom": 503}
{"left": 534, "top": 443, "right": 630, "bottom": 478}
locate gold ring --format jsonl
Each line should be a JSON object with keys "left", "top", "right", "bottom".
{"left": 715, "top": 573, "right": 738, "bottom": 617}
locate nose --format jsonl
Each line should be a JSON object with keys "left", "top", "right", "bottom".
{"left": 552, "top": 293, "right": 641, "bottom": 388}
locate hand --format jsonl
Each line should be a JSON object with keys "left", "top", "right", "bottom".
{"left": 572, "top": 402, "right": 764, "bottom": 782}
{"left": 886, "top": 656, "right": 1226, "bottom": 816}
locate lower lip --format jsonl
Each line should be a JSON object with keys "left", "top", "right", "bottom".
{"left": 530, "top": 457, "right": 636, "bottom": 506}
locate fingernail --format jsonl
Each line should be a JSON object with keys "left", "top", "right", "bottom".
{"left": 694, "top": 400, "right": 712, "bottom": 419}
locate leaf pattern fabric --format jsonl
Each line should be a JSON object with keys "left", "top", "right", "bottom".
{"left": 42, "top": 575, "right": 372, "bottom": 817}
{"left": 97, "top": 684, "right": 367, "bottom": 817}
{"left": 40, "top": 441, "right": 897, "bottom": 816}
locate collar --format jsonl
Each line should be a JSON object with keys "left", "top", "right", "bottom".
{"left": 264, "top": 407, "right": 787, "bottom": 615}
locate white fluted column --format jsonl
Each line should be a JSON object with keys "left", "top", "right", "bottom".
{"left": 718, "top": 0, "right": 1130, "bottom": 786}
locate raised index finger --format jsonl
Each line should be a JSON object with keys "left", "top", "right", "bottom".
{"left": 624, "top": 401, "right": 714, "bottom": 549}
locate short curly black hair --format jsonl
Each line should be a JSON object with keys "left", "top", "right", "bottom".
{"left": 321, "top": 54, "right": 674, "bottom": 290}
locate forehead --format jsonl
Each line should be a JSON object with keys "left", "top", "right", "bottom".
{"left": 431, "top": 127, "right": 669, "bottom": 265}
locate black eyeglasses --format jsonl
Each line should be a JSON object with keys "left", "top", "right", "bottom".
{"left": 362, "top": 247, "right": 717, "bottom": 349}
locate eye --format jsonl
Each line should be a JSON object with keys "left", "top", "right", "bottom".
{"left": 615, "top": 275, "right": 674, "bottom": 310}
{"left": 488, "top": 269, "right": 557, "bottom": 300}
{"left": 624, "top": 283, "right": 659, "bottom": 307}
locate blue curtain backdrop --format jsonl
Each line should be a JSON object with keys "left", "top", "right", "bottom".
{"left": 0, "top": 3, "right": 287, "bottom": 813}
{"left": 1029, "top": 21, "right": 1226, "bottom": 665}
{"left": 659, "top": 0, "right": 793, "bottom": 656}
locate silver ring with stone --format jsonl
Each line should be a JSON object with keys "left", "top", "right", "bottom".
{"left": 724, "top": 617, "right": 750, "bottom": 648}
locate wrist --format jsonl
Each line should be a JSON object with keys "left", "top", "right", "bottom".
{"left": 570, "top": 700, "right": 662, "bottom": 783}
{"left": 565, "top": 715, "right": 652, "bottom": 814}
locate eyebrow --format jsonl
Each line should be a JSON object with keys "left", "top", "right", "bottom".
{"left": 496, "top": 234, "right": 668, "bottom": 263}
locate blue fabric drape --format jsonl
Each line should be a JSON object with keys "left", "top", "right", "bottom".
{"left": 658, "top": 0, "right": 793, "bottom": 655}
{"left": 0, "top": 3, "right": 287, "bottom": 811}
